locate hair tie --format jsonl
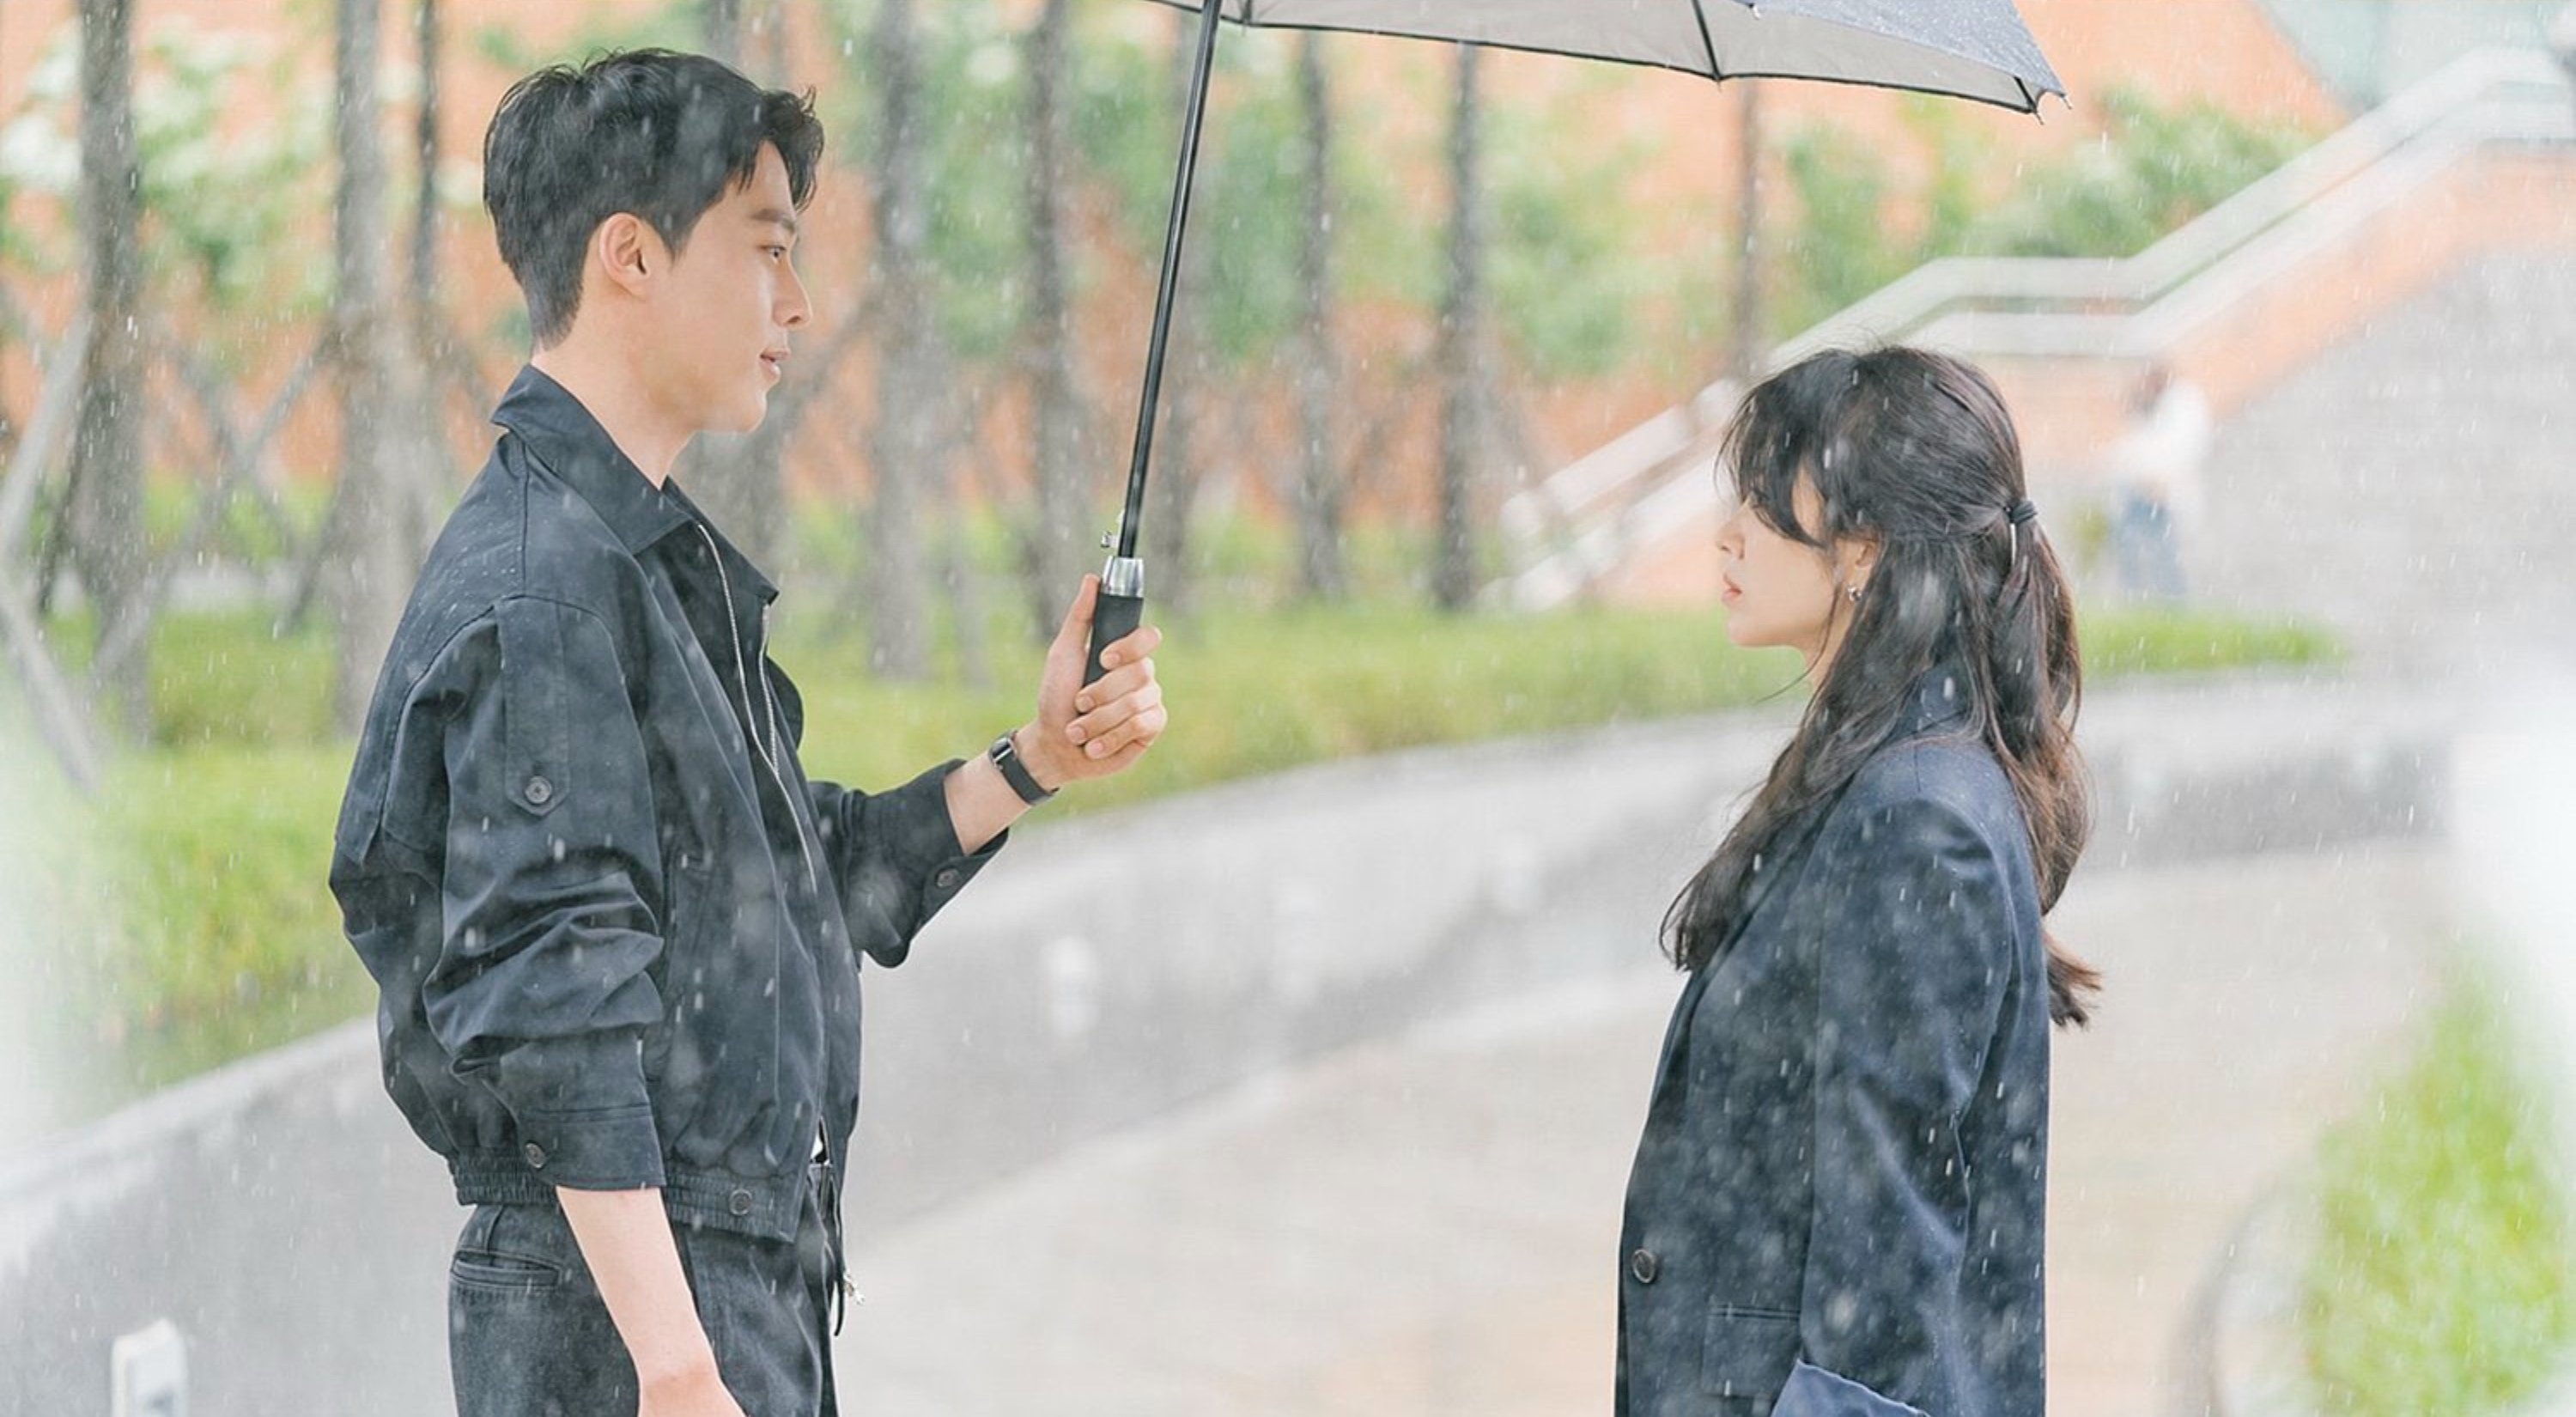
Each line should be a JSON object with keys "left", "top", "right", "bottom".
{"left": 2008, "top": 498, "right": 2039, "bottom": 526}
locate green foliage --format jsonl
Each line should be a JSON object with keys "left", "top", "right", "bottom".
{"left": 1072, "top": 23, "right": 1408, "bottom": 371}
{"left": 1485, "top": 80, "right": 1649, "bottom": 381}
{"left": 2079, "top": 606, "right": 2342, "bottom": 678}
{"left": 1775, "top": 124, "right": 1911, "bottom": 336}
{"left": 1976, "top": 88, "right": 2312, "bottom": 259}
{"left": 469, "top": 1, "right": 697, "bottom": 72}
{"left": 2306, "top": 978, "right": 2576, "bottom": 1416}
{"left": 823, "top": 0, "right": 1037, "bottom": 361}
{"left": 1771, "top": 87, "right": 2313, "bottom": 338}
{"left": 29, "top": 586, "right": 2340, "bottom": 1126}
{"left": 0, "top": 16, "right": 330, "bottom": 322}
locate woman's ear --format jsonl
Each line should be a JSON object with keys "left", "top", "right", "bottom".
{"left": 1837, "top": 532, "right": 1882, "bottom": 589}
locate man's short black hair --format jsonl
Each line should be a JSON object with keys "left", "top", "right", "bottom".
{"left": 483, "top": 49, "right": 824, "bottom": 346}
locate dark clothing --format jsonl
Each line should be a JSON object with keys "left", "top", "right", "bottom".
{"left": 447, "top": 1181, "right": 840, "bottom": 1417}
{"left": 330, "top": 364, "right": 1002, "bottom": 1251}
{"left": 1617, "top": 668, "right": 2052, "bottom": 1417}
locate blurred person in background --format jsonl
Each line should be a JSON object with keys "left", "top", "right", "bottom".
{"left": 1617, "top": 347, "right": 2097, "bottom": 1416}
{"left": 329, "top": 50, "right": 1166, "bottom": 1417}
{"left": 2102, "top": 362, "right": 2212, "bottom": 604}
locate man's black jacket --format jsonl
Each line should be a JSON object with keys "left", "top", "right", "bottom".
{"left": 330, "top": 367, "right": 1000, "bottom": 1242}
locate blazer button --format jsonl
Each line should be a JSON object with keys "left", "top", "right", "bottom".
{"left": 728, "top": 1189, "right": 755, "bottom": 1218}
{"left": 522, "top": 1141, "right": 547, "bottom": 1169}
{"left": 1628, "top": 1248, "right": 1661, "bottom": 1285}
{"left": 933, "top": 868, "right": 962, "bottom": 891}
{"left": 524, "top": 775, "right": 554, "bottom": 806}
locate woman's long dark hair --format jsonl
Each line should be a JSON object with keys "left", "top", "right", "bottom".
{"left": 1662, "top": 347, "right": 2100, "bottom": 1027}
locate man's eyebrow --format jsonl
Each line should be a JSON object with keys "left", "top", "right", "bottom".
{"left": 750, "top": 208, "right": 799, "bottom": 238}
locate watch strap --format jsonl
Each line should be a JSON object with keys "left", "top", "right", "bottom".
{"left": 988, "top": 732, "right": 1057, "bottom": 805}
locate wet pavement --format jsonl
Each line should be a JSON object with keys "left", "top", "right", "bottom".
{"left": 835, "top": 843, "right": 2449, "bottom": 1415}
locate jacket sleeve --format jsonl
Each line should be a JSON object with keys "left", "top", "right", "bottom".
{"left": 1779, "top": 794, "right": 2008, "bottom": 1417}
{"left": 807, "top": 763, "right": 1004, "bottom": 968}
{"left": 428, "top": 596, "right": 668, "bottom": 1190}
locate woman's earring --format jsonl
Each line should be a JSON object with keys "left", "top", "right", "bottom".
{"left": 1846, "top": 583, "right": 1863, "bottom": 604}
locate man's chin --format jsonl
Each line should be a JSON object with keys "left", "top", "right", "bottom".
{"left": 714, "top": 392, "right": 771, "bottom": 437}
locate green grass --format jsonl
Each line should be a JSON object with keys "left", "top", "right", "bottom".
{"left": 2306, "top": 979, "right": 2576, "bottom": 1416}
{"left": 17, "top": 592, "right": 2339, "bottom": 1122}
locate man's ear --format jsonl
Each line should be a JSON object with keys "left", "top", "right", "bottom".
{"left": 591, "top": 213, "right": 663, "bottom": 301}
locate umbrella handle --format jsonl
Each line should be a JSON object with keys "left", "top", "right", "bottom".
{"left": 1084, "top": 556, "right": 1147, "bottom": 686}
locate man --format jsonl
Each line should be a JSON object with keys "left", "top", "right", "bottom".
{"left": 328, "top": 51, "right": 1167, "bottom": 1417}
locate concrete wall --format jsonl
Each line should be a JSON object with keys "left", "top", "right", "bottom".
{"left": 0, "top": 677, "right": 2455, "bottom": 1415}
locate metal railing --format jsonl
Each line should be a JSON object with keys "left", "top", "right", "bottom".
{"left": 1497, "top": 47, "right": 2574, "bottom": 611}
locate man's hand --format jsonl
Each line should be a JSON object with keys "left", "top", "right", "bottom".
{"left": 639, "top": 1364, "right": 749, "bottom": 1417}
{"left": 1023, "top": 575, "right": 1167, "bottom": 789}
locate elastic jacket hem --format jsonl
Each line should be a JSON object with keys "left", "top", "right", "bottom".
{"left": 452, "top": 1152, "right": 810, "bottom": 1245}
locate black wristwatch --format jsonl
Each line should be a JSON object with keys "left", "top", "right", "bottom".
{"left": 987, "top": 731, "right": 1057, "bottom": 806}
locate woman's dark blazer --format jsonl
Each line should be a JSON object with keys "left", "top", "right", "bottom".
{"left": 1617, "top": 667, "right": 2052, "bottom": 1417}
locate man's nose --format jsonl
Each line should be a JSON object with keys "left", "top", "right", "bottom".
{"left": 780, "top": 268, "right": 813, "bottom": 330}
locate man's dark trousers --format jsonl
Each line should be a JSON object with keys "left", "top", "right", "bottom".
{"left": 447, "top": 1164, "right": 841, "bottom": 1416}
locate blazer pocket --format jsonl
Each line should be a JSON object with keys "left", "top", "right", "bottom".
{"left": 1701, "top": 1305, "right": 1800, "bottom": 1401}
{"left": 1771, "top": 1359, "right": 1930, "bottom": 1417}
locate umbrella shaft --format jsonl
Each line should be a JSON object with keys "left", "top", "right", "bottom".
{"left": 1116, "top": 0, "right": 1225, "bottom": 561}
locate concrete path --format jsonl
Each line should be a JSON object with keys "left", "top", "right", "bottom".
{"left": 834, "top": 842, "right": 2451, "bottom": 1416}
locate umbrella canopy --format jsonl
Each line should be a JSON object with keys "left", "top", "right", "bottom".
{"left": 1137, "top": 0, "right": 2064, "bottom": 113}
{"left": 1079, "top": 0, "right": 2065, "bottom": 682}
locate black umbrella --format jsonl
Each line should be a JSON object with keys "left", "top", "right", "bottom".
{"left": 1084, "top": 0, "right": 2066, "bottom": 678}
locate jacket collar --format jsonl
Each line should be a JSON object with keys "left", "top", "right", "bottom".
{"left": 490, "top": 366, "right": 781, "bottom": 604}
{"left": 491, "top": 365, "right": 696, "bottom": 558}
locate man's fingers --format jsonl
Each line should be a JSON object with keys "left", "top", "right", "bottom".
{"left": 1067, "top": 684, "right": 1164, "bottom": 754}
{"left": 1082, "top": 702, "right": 1170, "bottom": 763}
{"left": 1093, "top": 623, "right": 1163, "bottom": 672}
{"left": 1053, "top": 575, "right": 1101, "bottom": 651}
{"left": 1072, "top": 658, "right": 1154, "bottom": 715}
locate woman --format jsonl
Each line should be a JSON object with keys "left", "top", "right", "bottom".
{"left": 1617, "top": 347, "right": 2097, "bottom": 1417}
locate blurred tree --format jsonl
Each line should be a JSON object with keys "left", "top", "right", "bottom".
{"left": 1139, "top": 9, "right": 1218, "bottom": 616}
{"left": 858, "top": 0, "right": 941, "bottom": 680}
{"left": 1431, "top": 46, "right": 1496, "bottom": 614}
{"left": 1731, "top": 82, "right": 1764, "bottom": 380}
{"left": 676, "top": 0, "right": 793, "bottom": 567}
{"left": 1017, "top": 0, "right": 1093, "bottom": 642}
{"left": 319, "top": 0, "right": 425, "bottom": 733}
{"left": 1289, "top": 31, "right": 1346, "bottom": 602}
{"left": 64, "top": 0, "right": 149, "bottom": 733}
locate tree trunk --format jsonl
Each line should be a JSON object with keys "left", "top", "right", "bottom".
{"left": 1731, "top": 81, "right": 1765, "bottom": 381}
{"left": 398, "top": 0, "right": 452, "bottom": 556}
{"left": 68, "top": 0, "right": 149, "bottom": 733}
{"left": 1018, "top": 0, "right": 1092, "bottom": 641}
{"left": 1431, "top": 46, "right": 1487, "bottom": 614}
{"left": 676, "top": 0, "right": 790, "bottom": 568}
{"left": 1144, "top": 12, "right": 1212, "bottom": 616}
{"left": 859, "top": 0, "right": 939, "bottom": 679}
{"left": 323, "top": 0, "right": 419, "bottom": 734}
{"left": 702, "top": 0, "right": 744, "bottom": 64}
{"left": 1290, "top": 32, "right": 1346, "bottom": 602}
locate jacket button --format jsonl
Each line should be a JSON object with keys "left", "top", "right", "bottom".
{"left": 1628, "top": 1248, "right": 1660, "bottom": 1285}
{"left": 933, "top": 868, "right": 962, "bottom": 891}
{"left": 522, "top": 1141, "right": 548, "bottom": 1169}
{"left": 728, "top": 1189, "right": 754, "bottom": 1218}
{"left": 524, "top": 775, "right": 554, "bottom": 806}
